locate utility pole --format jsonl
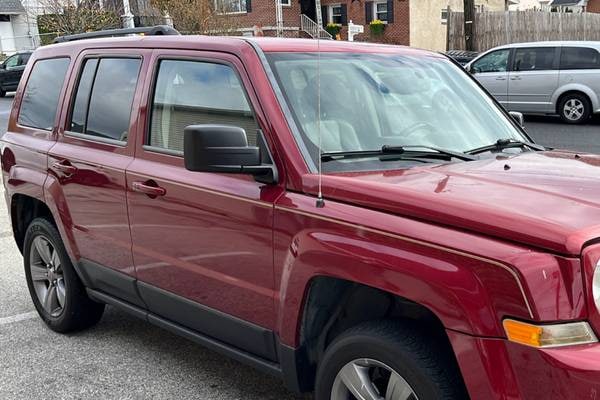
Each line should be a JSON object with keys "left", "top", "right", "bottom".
{"left": 122, "top": 0, "right": 135, "bottom": 29}
{"left": 464, "top": 0, "right": 475, "bottom": 51}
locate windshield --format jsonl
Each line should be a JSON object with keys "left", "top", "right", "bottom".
{"left": 267, "top": 52, "right": 529, "bottom": 172}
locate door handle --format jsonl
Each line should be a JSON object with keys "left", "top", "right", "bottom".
{"left": 495, "top": 77, "right": 507, "bottom": 81}
{"left": 132, "top": 180, "right": 166, "bottom": 197}
{"left": 510, "top": 76, "right": 522, "bottom": 81}
{"left": 52, "top": 161, "right": 78, "bottom": 175}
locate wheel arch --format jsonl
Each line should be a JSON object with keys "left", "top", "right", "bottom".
{"left": 553, "top": 85, "right": 597, "bottom": 114}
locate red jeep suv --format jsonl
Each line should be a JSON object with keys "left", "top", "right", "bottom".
{"left": 2, "top": 26, "right": 600, "bottom": 399}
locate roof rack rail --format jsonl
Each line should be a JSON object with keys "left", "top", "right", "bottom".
{"left": 54, "top": 25, "right": 180, "bottom": 44}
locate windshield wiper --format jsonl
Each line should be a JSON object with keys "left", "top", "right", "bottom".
{"left": 466, "top": 138, "right": 545, "bottom": 155}
{"left": 321, "top": 145, "right": 477, "bottom": 162}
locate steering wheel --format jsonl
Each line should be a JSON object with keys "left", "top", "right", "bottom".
{"left": 398, "top": 122, "right": 438, "bottom": 144}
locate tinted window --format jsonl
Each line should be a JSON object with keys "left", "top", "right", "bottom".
{"left": 83, "top": 58, "right": 141, "bottom": 141}
{"left": 70, "top": 59, "right": 98, "bottom": 134}
{"left": 19, "top": 53, "right": 31, "bottom": 65}
{"left": 560, "top": 47, "right": 600, "bottom": 70}
{"left": 514, "top": 47, "right": 556, "bottom": 71}
{"left": 149, "top": 60, "right": 257, "bottom": 153}
{"left": 472, "top": 49, "right": 510, "bottom": 73}
{"left": 4, "top": 55, "right": 18, "bottom": 68}
{"left": 18, "top": 58, "right": 70, "bottom": 130}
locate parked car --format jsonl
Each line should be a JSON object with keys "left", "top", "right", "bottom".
{"left": 0, "top": 51, "right": 32, "bottom": 97}
{"left": 466, "top": 41, "right": 600, "bottom": 124}
{"left": 445, "top": 49, "right": 479, "bottom": 66}
{"left": 4, "top": 26, "right": 600, "bottom": 400}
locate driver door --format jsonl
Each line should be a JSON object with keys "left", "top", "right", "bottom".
{"left": 470, "top": 49, "right": 511, "bottom": 108}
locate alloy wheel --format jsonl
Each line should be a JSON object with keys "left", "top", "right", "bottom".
{"left": 331, "top": 358, "right": 418, "bottom": 400}
{"left": 29, "top": 236, "right": 66, "bottom": 317}
{"left": 563, "top": 99, "right": 584, "bottom": 121}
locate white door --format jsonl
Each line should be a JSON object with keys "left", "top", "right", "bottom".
{"left": 508, "top": 47, "right": 559, "bottom": 114}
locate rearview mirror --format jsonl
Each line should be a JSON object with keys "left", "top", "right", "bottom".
{"left": 184, "top": 125, "right": 275, "bottom": 180}
{"left": 509, "top": 111, "right": 524, "bottom": 128}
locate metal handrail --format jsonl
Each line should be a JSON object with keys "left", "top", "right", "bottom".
{"left": 300, "top": 14, "right": 333, "bottom": 40}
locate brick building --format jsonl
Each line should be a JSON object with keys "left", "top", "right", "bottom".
{"left": 211, "top": 0, "right": 509, "bottom": 49}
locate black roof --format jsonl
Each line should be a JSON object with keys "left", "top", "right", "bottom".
{"left": 551, "top": 0, "right": 584, "bottom": 6}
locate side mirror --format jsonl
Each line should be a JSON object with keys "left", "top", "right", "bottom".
{"left": 509, "top": 111, "right": 524, "bottom": 128}
{"left": 184, "top": 125, "right": 275, "bottom": 180}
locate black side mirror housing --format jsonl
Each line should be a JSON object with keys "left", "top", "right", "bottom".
{"left": 184, "top": 125, "right": 277, "bottom": 183}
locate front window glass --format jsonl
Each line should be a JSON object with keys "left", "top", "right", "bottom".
{"left": 268, "top": 52, "right": 527, "bottom": 172}
{"left": 472, "top": 49, "right": 509, "bottom": 73}
{"left": 149, "top": 59, "right": 257, "bottom": 153}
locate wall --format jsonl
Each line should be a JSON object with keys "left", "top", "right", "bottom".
{"left": 0, "top": 20, "right": 16, "bottom": 55}
{"left": 588, "top": 0, "right": 600, "bottom": 13}
{"left": 223, "top": 0, "right": 303, "bottom": 35}
{"left": 410, "top": 0, "right": 506, "bottom": 51}
{"left": 319, "top": 0, "right": 410, "bottom": 44}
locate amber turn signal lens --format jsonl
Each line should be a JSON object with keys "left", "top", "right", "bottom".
{"left": 503, "top": 319, "right": 598, "bottom": 348}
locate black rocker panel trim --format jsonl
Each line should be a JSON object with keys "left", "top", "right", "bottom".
{"left": 84, "top": 288, "right": 283, "bottom": 379}
{"left": 77, "top": 258, "right": 146, "bottom": 308}
{"left": 137, "top": 281, "right": 278, "bottom": 362}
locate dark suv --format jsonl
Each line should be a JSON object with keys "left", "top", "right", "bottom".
{"left": 0, "top": 51, "right": 31, "bottom": 97}
{"left": 3, "top": 26, "right": 600, "bottom": 400}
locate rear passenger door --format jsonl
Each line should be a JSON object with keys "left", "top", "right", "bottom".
{"left": 47, "top": 50, "right": 149, "bottom": 305}
{"left": 126, "top": 50, "right": 281, "bottom": 361}
{"left": 508, "top": 47, "right": 559, "bottom": 113}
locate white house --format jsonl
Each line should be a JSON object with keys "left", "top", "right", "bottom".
{"left": 0, "top": 0, "right": 40, "bottom": 54}
{"left": 509, "top": 0, "right": 552, "bottom": 9}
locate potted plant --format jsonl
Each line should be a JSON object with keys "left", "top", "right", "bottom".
{"left": 369, "top": 19, "right": 385, "bottom": 36}
{"left": 325, "top": 23, "right": 342, "bottom": 38}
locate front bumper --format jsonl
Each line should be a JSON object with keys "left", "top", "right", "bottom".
{"left": 448, "top": 329, "right": 600, "bottom": 399}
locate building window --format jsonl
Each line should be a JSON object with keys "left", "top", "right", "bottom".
{"left": 215, "top": 0, "right": 247, "bottom": 14}
{"left": 280, "top": 0, "right": 290, "bottom": 6}
{"left": 373, "top": 1, "right": 388, "bottom": 22}
{"left": 329, "top": 4, "right": 343, "bottom": 24}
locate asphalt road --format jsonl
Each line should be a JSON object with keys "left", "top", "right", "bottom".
{"left": 0, "top": 94, "right": 599, "bottom": 399}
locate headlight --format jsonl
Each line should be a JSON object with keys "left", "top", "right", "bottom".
{"left": 503, "top": 319, "right": 597, "bottom": 348}
{"left": 593, "top": 260, "right": 600, "bottom": 311}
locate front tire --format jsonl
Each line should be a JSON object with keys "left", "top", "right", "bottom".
{"left": 23, "top": 218, "right": 104, "bottom": 333}
{"left": 558, "top": 93, "right": 591, "bottom": 124}
{"left": 315, "top": 320, "right": 468, "bottom": 400}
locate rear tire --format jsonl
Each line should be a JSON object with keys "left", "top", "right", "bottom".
{"left": 315, "top": 320, "right": 468, "bottom": 400}
{"left": 558, "top": 93, "right": 591, "bottom": 124}
{"left": 23, "top": 218, "right": 104, "bottom": 333}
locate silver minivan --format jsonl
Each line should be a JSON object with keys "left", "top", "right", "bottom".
{"left": 466, "top": 41, "right": 600, "bottom": 124}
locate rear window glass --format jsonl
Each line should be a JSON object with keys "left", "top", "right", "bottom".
{"left": 18, "top": 58, "right": 70, "bottom": 130}
{"left": 68, "top": 57, "right": 141, "bottom": 142}
{"left": 560, "top": 47, "right": 600, "bottom": 70}
{"left": 514, "top": 47, "right": 556, "bottom": 71}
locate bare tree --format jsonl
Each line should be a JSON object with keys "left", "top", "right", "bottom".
{"left": 37, "top": 0, "right": 122, "bottom": 40}
{"left": 149, "top": 0, "right": 240, "bottom": 34}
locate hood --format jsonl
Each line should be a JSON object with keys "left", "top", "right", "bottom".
{"left": 303, "top": 150, "right": 600, "bottom": 255}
